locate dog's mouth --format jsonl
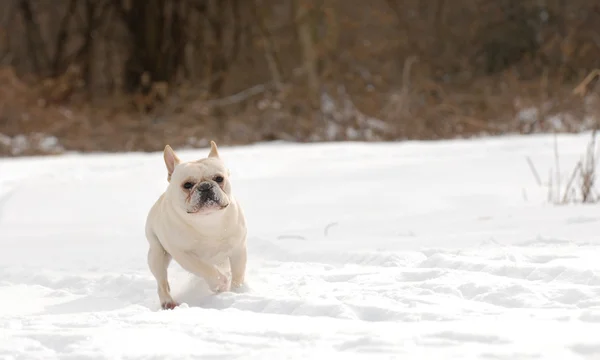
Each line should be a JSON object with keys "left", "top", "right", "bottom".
{"left": 186, "top": 203, "right": 228, "bottom": 214}
{"left": 186, "top": 200, "right": 229, "bottom": 214}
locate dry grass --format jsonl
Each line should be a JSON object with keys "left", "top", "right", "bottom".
{"left": 548, "top": 131, "right": 598, "bottom": 204}
{"left": 521, "top": 71, "right": 600, "bottom": 205}
{"left": 526, "top": 131, "right": 599, "bottom": 205}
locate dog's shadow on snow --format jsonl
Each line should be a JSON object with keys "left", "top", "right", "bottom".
{"left": 169, "top": 275, "right": 252, "bottom": 311}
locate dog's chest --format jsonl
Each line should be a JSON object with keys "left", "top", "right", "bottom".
{"left": 186, "top": 238, "right": 234, "bottom": 264}
{"left": 162, "top": 226, "right": 239, "bottom": 262}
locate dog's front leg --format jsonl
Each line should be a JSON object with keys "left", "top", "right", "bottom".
{"left": 177, "top": 252, "right": 230, "bottom": 293}
{"left": 230, "top": 243, "right": 247, "bottom": 289}
{"left": 147, "top": 233, "right": 177, "bottom": 310}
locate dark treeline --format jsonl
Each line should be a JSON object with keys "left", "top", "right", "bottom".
{"left": 1, "top": 0, "right": 600, "bottom": 155}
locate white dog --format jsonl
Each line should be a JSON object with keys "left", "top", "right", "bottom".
{"left": 144, "top": 141, "right": 247, "bottom": 309}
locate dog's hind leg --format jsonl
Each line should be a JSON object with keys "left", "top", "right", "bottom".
{"left": 147, "top": 233, "right": 177, "bottom": 310}
{"left": 230, "top": 243, "right": 247, "bottom": 289}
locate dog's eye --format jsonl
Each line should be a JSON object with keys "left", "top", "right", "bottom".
{"left": 183, "top": 182, "right": 194, "bottom": 189}
{"left": 214, "top": 175, "right": 224, "bottom": 183}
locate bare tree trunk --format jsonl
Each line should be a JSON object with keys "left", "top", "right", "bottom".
{"left": 207, "top": 0, "right": 228, "bottom": 96}
{"left": 117, "top": 0, "right": 187, "bottom": 93}
{"left": 252, "top": 0, "right": 283, "bottom": 91}
{"left": 52, "top": 0, "right": 78, "bottom": 76}
{"left": 19, "top": 0, "right": 50, "bottom": 75}
{"left": 0, "top": 1, "right": 16, "bottom": 65}
{"left": 294, "top": 0, "right": 320, "bottom": 109}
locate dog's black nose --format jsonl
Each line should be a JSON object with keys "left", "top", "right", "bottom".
{"left": 198, "top": 182, "right": 214, "bottom": 192}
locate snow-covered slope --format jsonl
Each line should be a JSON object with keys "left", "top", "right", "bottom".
{"left": 1, "top": 134, "right": 600, "bottom": 359}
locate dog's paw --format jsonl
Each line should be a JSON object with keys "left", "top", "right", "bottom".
{"left": 231, "top": 278, "right": 245, "bottom": 289}
{"left": 211, "top": 272, "right": 230, "bottom": 293}
{"left": 230, "top": 281, "right": 249, "bottom": 293}
{"left": 161, "top": 301, "right": 179, "bottom": 310}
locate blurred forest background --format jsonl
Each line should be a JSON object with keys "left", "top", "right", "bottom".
{"left": 1, "top": 0, "right": 600, "bottom": 156}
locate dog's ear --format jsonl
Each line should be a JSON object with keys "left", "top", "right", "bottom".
{"left": 163, "top": 145, "right": 181, "bottom": 182}
{"left": 208, "top": 140, "right": 220, "bottom": 158}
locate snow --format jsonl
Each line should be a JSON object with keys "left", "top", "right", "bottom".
{"left": 1, "top": 133, "right": 600, "bottom": 359}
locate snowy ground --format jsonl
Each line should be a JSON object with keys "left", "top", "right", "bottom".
{"left": 1, "top": 133, "right": 600, "bottom": 359}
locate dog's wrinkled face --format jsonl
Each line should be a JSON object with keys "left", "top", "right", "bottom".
{"left": 163, "top": 141, "right": 231, "bottom": 215}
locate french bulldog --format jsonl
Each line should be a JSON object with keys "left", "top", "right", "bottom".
{"left": 144, "top": 141, "right": 247, "bottom": 310}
